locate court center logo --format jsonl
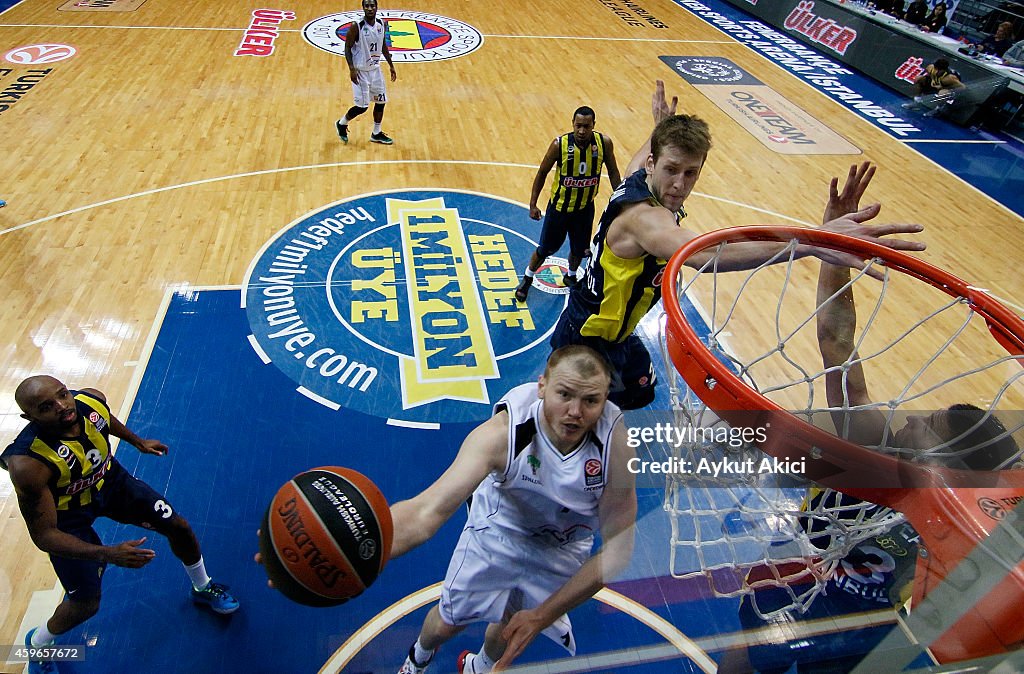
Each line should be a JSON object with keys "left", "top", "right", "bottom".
{"left": 303, "top": 11, "right": 483, "bottom": 62}
{"left": 243, "top": 190, "right": 563, "bottom": 425}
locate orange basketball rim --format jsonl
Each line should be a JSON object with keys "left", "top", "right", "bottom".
{"left": 662, "top": 225, "right": 1024, "bottom": 664}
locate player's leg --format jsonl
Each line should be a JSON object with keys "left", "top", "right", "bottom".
{"left": 337, "top": 72, "right": 371, "bottom": 143}
{"left": 399, "top": 604, "right": 466, "bottom": 673}
{"left": 24, "top": 519, "right": 105, "bottom": 673}
{"left": 564, "top": 203, "right": 595, "bottom": 287}
{"left": 608, "top": 336, "right": 656, "bottom": 410}
{"left": 368, "top": 69, "right": 393, "bottom": 144}
{"left": 102, "top": 467, "right": 239, "bottom": 614}
{"left": 516, "top": 207, "right": 567, "bottom": 302}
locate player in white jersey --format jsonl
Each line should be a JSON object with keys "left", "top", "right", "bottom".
{"left": 389, "top": 345, "right": 637, "bottom": 674}
{"left": 336, "top": 0, "right": 397, "bottom": 145}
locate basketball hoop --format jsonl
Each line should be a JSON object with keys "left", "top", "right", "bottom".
{"left": 660, "top": 225, "right": 1024, "bottom": 664}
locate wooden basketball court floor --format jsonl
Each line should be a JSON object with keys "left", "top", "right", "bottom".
{"left": 1, "top": 0, "right": 1023, "bottom": 672}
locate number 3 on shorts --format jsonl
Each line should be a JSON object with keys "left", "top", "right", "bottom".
{"left": 153, "top": 499, "right": 174, "bottom": 519}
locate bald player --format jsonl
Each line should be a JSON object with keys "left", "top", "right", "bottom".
{"left": 2, "top": 376, "right": 239, "bottom": 674}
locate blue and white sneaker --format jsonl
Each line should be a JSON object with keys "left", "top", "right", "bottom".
{"left": 190, "top": 581, "right": 239, "bottom": 614}
{"left": 24, "top": 628, "right": 59, "bottom": 674}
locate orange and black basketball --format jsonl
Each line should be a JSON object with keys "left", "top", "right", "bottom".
{"left": 259, "top": 466, "right": 393, "bottom": 607}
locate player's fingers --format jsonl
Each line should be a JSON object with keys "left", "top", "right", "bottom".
{"left": 869, "top": 222, "right": 924, "bottom": 236}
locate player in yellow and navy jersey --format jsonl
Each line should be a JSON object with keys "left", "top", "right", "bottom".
{"left": 2, "top": 376, "right": 238, "bottom": 671}
{"left": 551, "top": 82, "right": 925, "bottom": 410}
{"left": 514, "top": 107, "right": 621, "bottom": 303}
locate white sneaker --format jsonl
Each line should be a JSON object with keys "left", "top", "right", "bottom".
{"left": 399, "top": 645, "right": 435, "bottom": 674}
{"left": 458, "top": 650, "right": 483, "bottom": 673}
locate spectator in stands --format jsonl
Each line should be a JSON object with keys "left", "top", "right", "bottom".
{"left": 903, "top": 0, "right": 929, "bottom": 25}
{"left": 975, "top": 21, "right": 1016, "bottom": 57}
{"left": 874, "top": 0, "right": 905, "bottom": 17}
{"left": 921, "top": 2, "right": 948, "bottom": 33}
{"left": 1002, "top": 37, "right": 1024, "bottom": 66}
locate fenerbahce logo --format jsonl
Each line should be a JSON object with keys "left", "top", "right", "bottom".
{"left": 242, "top": 191, "right": 564, "bottom": 424}
{"left": 303, "top": 11, "right": 483, "bottom": 62}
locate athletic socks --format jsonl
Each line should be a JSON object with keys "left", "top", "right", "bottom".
{"left": 373, "top": 122, "right": 383, "bottom": 135}
{"left": 184, "top": 557, "right": 212, "bottom": 591}
{"left": 412, "top": 639, "right": 434, "bottom": 666}
{"left": 474, "top": 648, "right": 496, "bottom": 671}
{"left": 30, "top": 624, "right": 56, "bottom": 646}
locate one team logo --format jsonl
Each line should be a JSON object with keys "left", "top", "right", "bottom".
{"left": 243, "top": 190, "right": 565, "bottom": 425}
{"left": 671, "top": 57, "right": 745, "bottom": 84}
{"left": 303, "top": 11, "right": 483, "bottom": 62}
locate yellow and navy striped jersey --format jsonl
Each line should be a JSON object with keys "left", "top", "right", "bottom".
{"left": 548, "top": 132, "right": 607, "bottom": 213}
{"left": 574, "top": 168, "right": 683, "bottom": 343}
{"left": 0, "top": 390, "right": 115, "bottom": 511}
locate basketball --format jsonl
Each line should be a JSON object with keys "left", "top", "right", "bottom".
{"left": 259, "top": 466, "right": 393, "bottom": 607}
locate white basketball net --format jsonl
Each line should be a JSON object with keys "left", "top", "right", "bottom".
{"left": 658, "top": 237, "right": 1024, "bottom": 620}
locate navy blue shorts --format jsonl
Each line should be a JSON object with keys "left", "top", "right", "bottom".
{"left": 51, "top": 462, "right": 179, "bottom": 600}
{"left": 536, "top": 202, "right": 594, "bottom": 260}
{"left": 550, "top": 298, "right": 656, "bottom": 410}
{"left": 738, "top": 584, "right": 897, "bottom": 673}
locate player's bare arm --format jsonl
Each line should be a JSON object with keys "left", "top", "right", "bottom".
{"left": 624, "top": 80, "right": 678, "bottom": 176}
{"left": 344, "top": 21, "right": 359, "bottom": 83}
{"left": 389, "top": 411, "right": 509, "bottom": 558}
{"left": 382, "top": 37, "right": 396, "bottom": 81}
{"left": 8, "top": 455, "right": 156, "bottom": 567}
{"left": 82, "top": 387, "right": 169, "bottom": 456}
{"left": 816, "top": 162, "right": 888, "bottom": 443}
{"left": 603, "top": 136, "right": 622, "bottom": 190}
{"left": 495, "top": 420, "right": 637, "bottom": 670}
{"left": 529, "top": 141, "right": 561, "bottom": 220}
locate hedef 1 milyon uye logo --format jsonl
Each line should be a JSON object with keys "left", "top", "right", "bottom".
{"left": 242, "top": 191, "right": 566, "bottom": 425}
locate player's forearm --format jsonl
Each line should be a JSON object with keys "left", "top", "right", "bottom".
{"left": 388, "top": 497, "right": 452, "bottom": 558}
{"left": 535, "top": 541, "right": 632, "bottom": 624}
{"left": 108, "top": 416, "right": 144, "bottom": 450}
{"left": 686, "top": 240, "right": 798, "bottom": 272}
{"left": 529, "top": 175, "right": 546, "bottom": 209}
{"left": 33, "top": 527, "right": 110, "bottom": 561}
{"left": 816, "top": 263, "right": 857, "bottom": 348}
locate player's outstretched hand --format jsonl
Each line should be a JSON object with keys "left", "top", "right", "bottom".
{"left": 493, "top": 608, "right": 546, "bottom": 671}
{"left": 824, "top": 161, "right": 876, "bottom": 224}
{"left": 136, "top": 439, "right": 168, "bottom": 456}
{"left": 652, "top": 80, "right": 678, "bottom": 125}
{"left": 106, "top": 537, "right": 156, "bottom": 568}
{"left": 816, "top": 204, "right": 925, "bottom": 280}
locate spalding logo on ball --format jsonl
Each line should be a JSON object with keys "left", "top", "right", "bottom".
{"left": 259, "top": 467, "right": 393, "bottom": 606}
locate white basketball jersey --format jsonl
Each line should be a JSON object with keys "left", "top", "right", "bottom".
{"left": 466, "top": 383, "right": 622, "bottom": 551}
{"left": 350, "top": 18, "right": 385, "bottom": 71}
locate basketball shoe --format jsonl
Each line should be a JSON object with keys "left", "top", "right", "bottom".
{"left": 24, "top": 628, "right": 59, "bottom": 674}
{"left": 336, "top": 120, "right": 349, "bottom": 144}
{"left": 515, "top": 274, "right": 533, "bottom": 303}
{"left": 0, "top": 200, "right": 6, "bottom": 208}
{"left": 370, "top": 131, "right": 394, "bottom": 145}
{"left": 398, "top": 644, "right": 436, "bottom": 673}
{"left": 191, "top": 581, "right": 240, "bottom": 614}
{"left": 457, "top": 650, "right": 483, "bottom": 673}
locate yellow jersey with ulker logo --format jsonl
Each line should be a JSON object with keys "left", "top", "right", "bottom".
{"left": 549, "top": 132, "right": 607, "bottom": 213}
{"left": 573, "top": 168, "right": 684, "bottom": 343}
{"left": 0, "top": 390, "right": 115, "bottom": 511}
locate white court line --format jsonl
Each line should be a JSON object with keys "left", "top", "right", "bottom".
{"left": 902, "top": 139, "right": 1007, "bottom": 144}
{"left": 0, "top": 23, "right": 732, "bottom": 44}
{"left": 0, "top": 160, "right": 791, "bottom": 236}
